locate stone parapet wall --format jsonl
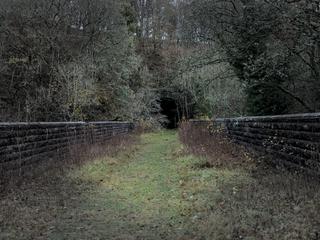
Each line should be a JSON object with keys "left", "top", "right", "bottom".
{"left": 215, "top": 113, "right": 320, "bottom": 172}
{"left": 0, "top": 121, "right": 133, "bottom": 175}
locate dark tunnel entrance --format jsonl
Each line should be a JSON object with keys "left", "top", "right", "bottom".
{"left": 160, "top": 98, "right": 179, "bottom": 129}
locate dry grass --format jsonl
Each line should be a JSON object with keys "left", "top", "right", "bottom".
{"left": 0, "top": 133, "right": 139, "bottom": 193}
{"left": 0, "top": 133, "right": 140, "bottom": 240}
{"left": 178, "top": 121, "right": 320, "bottom": 240}
{"left": 179, "top": 121, "right": 254, "bottom": 169}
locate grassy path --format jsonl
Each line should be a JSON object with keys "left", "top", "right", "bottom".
{"left": 50, "top": 130, "right": 226, "bottom": 240}
{"left": 37, "top": 130, "right": 242, "bottom": 240}
{"left": 2, "top": 131, "right": 319, "bottom": 240}
{"left": 0, "top": 131, "right": 251, "bottom": 240}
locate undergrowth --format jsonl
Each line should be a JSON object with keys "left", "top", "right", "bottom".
{"left": 179, "top": 121, "right": 254, "bottom": 169}
{"left": 179, "top": 121, "right": 320, "bottom": 240}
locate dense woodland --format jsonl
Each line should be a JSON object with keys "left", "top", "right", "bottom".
{"left": 0, "top": 0, "right": 319, "bottom": 124}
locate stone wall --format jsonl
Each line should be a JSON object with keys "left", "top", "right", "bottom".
{"left": 215, "top": 113, "right": 320, "bottom": 172}
{"left": 0, "top": 121, "right": 134, "bottom": 176}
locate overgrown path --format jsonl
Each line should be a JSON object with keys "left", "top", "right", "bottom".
{"left": 52, "top": 130, "right": 218, "bottom": 240}
{"left": 2, "top": 131, "right": 229, "bottom": 240}
{"left": 2, "top": 131, "right": 320, "bottom": 240}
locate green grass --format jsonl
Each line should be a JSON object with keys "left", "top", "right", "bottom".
{"left": 51, "top": 130, "right": 254, "bottom": 240}
{"left": 52, "top": 131, "right": 215, "bottom": 239}
{"left": 1, "top": 131, "right": 320, "bottom": 240}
